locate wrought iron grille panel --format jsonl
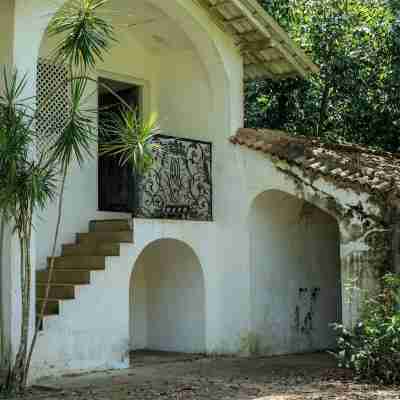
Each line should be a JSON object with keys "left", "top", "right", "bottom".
{"left": 136, "top": 135, "right": 212, "bottom": 221}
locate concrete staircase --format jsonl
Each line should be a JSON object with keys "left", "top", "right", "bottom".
{"left": 36, "top": 219, "right": 133, "bottom": 326}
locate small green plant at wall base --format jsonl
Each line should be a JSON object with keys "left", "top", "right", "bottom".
{"left": 239, "top": 332, "right": 261, "bottom": 355}
{"left": 334, "top": 274, "right": 400, "bottom": 385}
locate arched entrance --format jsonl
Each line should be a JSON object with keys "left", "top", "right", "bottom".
{"left": 33, "top": 0, "right": 231, "bottom": 270}
{"left": 249, "top": 190, "right": 341, "bottom": 355}
{"left": 130, "top": 239, "right": 206, "bottom": 353}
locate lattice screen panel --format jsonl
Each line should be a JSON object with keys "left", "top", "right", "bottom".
{"left": 36, "top": 59, "right": 70, "bottom": 151}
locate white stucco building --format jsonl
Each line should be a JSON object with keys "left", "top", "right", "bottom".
{"left": 1, "top": 0, "right": 399, "bottom": 382}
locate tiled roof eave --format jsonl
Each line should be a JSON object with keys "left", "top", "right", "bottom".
{"left": 230, "top": 128, "right": 400, "bottom": 202}
{"left": 193, "top": 0, "right": 318, "bottom": 80}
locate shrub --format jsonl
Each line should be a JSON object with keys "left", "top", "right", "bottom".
{"left": 335, "top": 274, "right": 400, "bottom": 385}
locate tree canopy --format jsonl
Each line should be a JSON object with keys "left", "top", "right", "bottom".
{"left": 246, "top": 0, "right": 400, "bottom": 152}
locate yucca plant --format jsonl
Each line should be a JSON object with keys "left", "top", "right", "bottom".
{"left": 99, "top": 108, "right": 161, "bottom": 216}
{"left": 99, "top": 109, "right": 160, "bottom": 176}
{"left": 46, "top": 0, "right": 116, "bottom": 73}
{"left": 0, "top": 70, "right": 57, "bottom": 393}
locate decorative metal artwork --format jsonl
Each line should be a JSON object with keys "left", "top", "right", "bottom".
{"left": 136, "top": 135, "right": 213, "bottom": 221}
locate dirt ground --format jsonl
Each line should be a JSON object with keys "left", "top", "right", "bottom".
{"left": 12, "top": 352, "right": 400, "bottom": 399}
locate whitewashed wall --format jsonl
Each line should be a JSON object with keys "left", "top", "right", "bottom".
{"left": 131, "top": 239, "right": 206, "bottom": 353}
{"left": 249, "top": 190, "right": 341, "bottom": 355}
{"left": 10, "top": 0, "right": 238, "bottom": 379}
{"left": 158, "top": 50, "right": 212, "bottom": 141}
{"left": 35, "top": 27, "right": 159, "bottom": 271}
{"left": 31, "top": 219, "right": 216, "bottom": 379}
{"left": 33, "top": 0, "right": 232, "bottom": 272}
{"left": 236, "top": 146, "right": 384, "bottom": 331}
{"left": 0, "top": 0, "right": 14, "bottom": 65}
{"left": 6, "top": 0, "right": 380, "bottom": 382}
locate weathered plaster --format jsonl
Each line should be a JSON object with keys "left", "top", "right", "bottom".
{"left": 270, "top": 154, "right": 393, "bottom": 327}
{"left": 30, "top": 219, "right": 217, "bottom": 380}
{"left": 4, "top": 0, "right": 395, "bottom": 383}
{"left": 248, "top": 190, "right": 341, "bottom": 355}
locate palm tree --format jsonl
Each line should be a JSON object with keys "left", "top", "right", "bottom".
{"left": 0, "top": 70, "right": 57, "bottom": 392}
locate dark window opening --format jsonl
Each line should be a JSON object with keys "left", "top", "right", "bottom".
{"left": 98, "top": 77, "right": 141, "bottom": 213}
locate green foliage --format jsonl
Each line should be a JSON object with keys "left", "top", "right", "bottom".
{"left": 47, "top": 0, "right": 116, "bottom": 72}
{"left": 0, "top": 70, "right": 56, "bottom": 226}
{"left": 335, "top": 274, "right": 400, "bottom": 385}
{"left": 247, "top": 0, "right": 400, "bottom": 151}
{"left": 48, "top": 78, "right": 96, "bottom": 169}
{"left": 99, "top": 110, "right": 160, "bottom": 175}
{"left": 0, "top": 69, "right": 57, "bottom": 393}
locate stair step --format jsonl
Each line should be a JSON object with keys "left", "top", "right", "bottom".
{"left": 77, "top": 231, "right": 133, "bottom": 245}
{"left": 36, "top": 269, "right": 91, "bottom": 285}
{"left": 36, "top": 299, "right": 59, "bottom": 316}
{"left": 36, "top": 283, "right": 75, "bottom": 299}
{"left": 62, "top": 242, "right": 120, "bottom": 256}
{"left": 89, "top": 219, "right": 131, "bottom": 233}
{"left": 36, "top": 219, "right": 133, "bottom": 333}
{"left": 48, "top": 256, "right": 106, "bottom": 269}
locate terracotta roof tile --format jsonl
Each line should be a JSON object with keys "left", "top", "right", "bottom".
{"left": 230, "top": 128, "right": 400, "bottom": 200}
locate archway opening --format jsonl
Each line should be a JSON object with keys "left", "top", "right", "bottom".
{"left": 34, "top": 0, "right": 229, "bottom": 269}
{"left": 249, "top": 190, "right": 341, "bottom": 355}
{"left": 37, "top": 0, "right": 217, "bottom": 142}
{"left": 130, "top": 239, "right": 206, "bottom": 353}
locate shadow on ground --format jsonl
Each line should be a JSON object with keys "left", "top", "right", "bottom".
{"left": 18, "top": 352, "right": 400, "bottom": 399}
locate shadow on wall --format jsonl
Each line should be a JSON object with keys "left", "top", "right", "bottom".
{"left": 130, "top": 239, "right": 206, "bottom": 354}
{"left": 248, "top": 190, "right": 342, "bottom": 356}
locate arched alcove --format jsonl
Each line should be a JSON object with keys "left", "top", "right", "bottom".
{"left": 249, "top": 190, "right": 341, "bottom": 355}
{"left": 33, "top": 0, "right": 232, "bottom": 270}
{"left": 37, "top": 0, "right": 218, "bottom": 141}
{"left": 130, "top": 239, "right": 206, "bottom": 353}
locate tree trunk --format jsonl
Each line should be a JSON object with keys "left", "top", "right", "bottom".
{"left": 317, "top": 83, "right": 330, "bottom": 136}
{"left": 25, "top": 164, "right": 68, "bottom": 382}
{"left": 4, "top": 223, "right": 32, "bottom": 394}
{"left": 0, "top": 216, "right": 8, "bottom": 371}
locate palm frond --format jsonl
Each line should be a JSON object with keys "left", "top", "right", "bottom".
{"left": 49, "top": 77, "right": 96, "bottom": 168}
{"left": 0, "top": 68, "right": 31, "bottom": 123}
{"left": 99, "top": 109, "right": 160, "bottom": 175}
{"left": 0, "top": 68, "right": 57, "bottom": 225}
{"left": 0, "top": 69, "right": 36, "bottom": 220}
{"left": 27, "top": 160, "right": 58, "bottom": 211}
{"left": 47, "top": 0, "right": 116, "bottom": 72}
